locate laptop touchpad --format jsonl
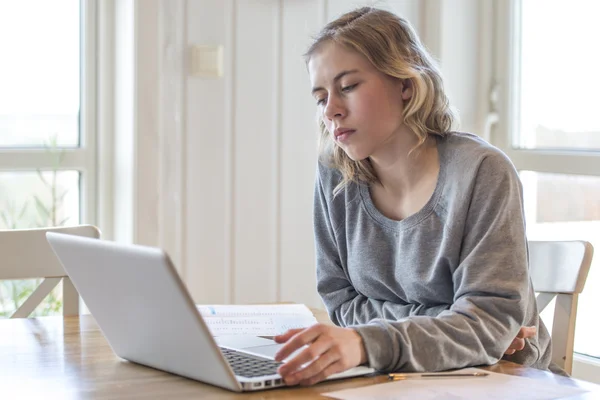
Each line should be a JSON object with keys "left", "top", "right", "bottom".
{"left": 214, "top": 335, "right": 275, "bottom": 349}
{"left": 214, "top": 336, "right": 306, "bottom": 362}
{"left": 241, "top": 343, "right": 305, "bottom": 362}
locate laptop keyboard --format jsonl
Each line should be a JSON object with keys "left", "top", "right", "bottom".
{"left": 220, "top": 347, "right": 282, "bottom": 378}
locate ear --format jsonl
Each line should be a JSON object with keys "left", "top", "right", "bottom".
{"left": 401, "top": 79, "right": 413, "bottom": 101}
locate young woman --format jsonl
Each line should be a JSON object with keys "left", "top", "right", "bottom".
{"left": 273, "top": 7, "right": 552, "bottom": 386}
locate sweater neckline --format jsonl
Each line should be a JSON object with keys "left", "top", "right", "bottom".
{"left": 358, "top": 136, "right": 448, "bottom": 232}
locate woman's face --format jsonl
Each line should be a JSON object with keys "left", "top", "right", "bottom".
{"left": 308, "top": 42, "right": 412, "bottom": 161}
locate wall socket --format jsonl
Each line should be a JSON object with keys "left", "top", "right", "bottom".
{"left": 189, "top": 45, "right": 223, "bottom": 78}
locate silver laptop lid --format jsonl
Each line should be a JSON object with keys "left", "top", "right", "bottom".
{"left": 45, "top": 232, "right": 242, "bottom": 392}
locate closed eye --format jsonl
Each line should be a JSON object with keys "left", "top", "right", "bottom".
{"left": 341, "top": 83, "right": 358, "bottom": 93}
{"left": 315, "top": 83, "right": 358, "bottom": 106}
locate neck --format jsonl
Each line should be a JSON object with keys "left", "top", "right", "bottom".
{"left": 368, "top": 130, "right": 438, "bottom": 196}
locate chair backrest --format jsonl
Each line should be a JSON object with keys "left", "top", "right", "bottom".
{"left": 528, "top": 240, "right": 594, "bottom": 375}
{"left": 0, "top": 225, "right": 101, "bottom": 318}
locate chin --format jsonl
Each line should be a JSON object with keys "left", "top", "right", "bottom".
{"left": 342, "top": 148, "right": 370, "bottom": 162}
{"left": 335, "top": 142, "right": 371, "bottom": 161}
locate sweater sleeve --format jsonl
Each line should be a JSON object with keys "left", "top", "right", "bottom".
{"left": 348, "top": 153, "right": 529, "bottom": 372}
{"left": 314, "top": 168, "right": 451, "bottom": 325}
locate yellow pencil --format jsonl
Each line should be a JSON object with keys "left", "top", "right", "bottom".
{"left": 388, "top": 371, "right": 489, "bottom": 381}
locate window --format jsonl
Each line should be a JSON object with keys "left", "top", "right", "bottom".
{"left": 494, "top": 0, "right": 600, "bottom": 375}
{"left": 0, "top": 0, "right": 96, "bottom": 317}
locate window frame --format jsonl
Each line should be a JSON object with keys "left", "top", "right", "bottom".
{"left": 492, "top": 0, "right": 600, "bottom": 382}
{"left": 492, "top": 0, "right": 600, "bottom": 173}
{"left": 0, "top": 0, "right": 98, "bottom": 228}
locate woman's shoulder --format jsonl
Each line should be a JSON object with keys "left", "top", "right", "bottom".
{"left": 317, "top": 159, "right": 344, "bottom": 190}
{"left": 442, "top": 131, "right": 506, "bottom": 158}
{"left": 440, "top": 132, "right": 518, "bottom": 177}
{"left": 316, "top": 159, "right": 363, "bottom": 207}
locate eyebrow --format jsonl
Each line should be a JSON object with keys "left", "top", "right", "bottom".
{"left": 311, "top": 69, "right": 360, "bottom": 95}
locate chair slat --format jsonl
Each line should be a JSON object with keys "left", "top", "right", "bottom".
{"left": 63, "top": 277, "right": 80, "bottom": 316}
{"left": 1, "top": 225, "right": 101, "bottom": 318}
{"left": 529, "top": 240, "right": 594, "bottom": 375}
{"left": 529, "top": 241, "right": 593, "bottom": 294}
{"left": 10, "top": 277, "right": 62, "bottom": 318}
{"left": 535, "top": 292, "right": 555, "bottom": 312}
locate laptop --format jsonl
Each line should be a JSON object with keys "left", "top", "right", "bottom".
{"left": 45, "top": 232, "right": 374, "bottom": 392}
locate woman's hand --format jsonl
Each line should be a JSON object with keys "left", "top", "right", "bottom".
{"left": 274, "top": 323, "right": 367, "bottom": 386}
{"left": 505, "top": 326, "right": 537, "bottom": 355}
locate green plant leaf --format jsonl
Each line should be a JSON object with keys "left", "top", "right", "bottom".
{"left": 46, "top": 133, "right": 58, "bottom": 149}
{"left": 58, "top": 216, "right": 70, "bottom": 226}
{"left": 36, "top": 169, "right": 50, "bottom": 188}
{"left": 0, "top": 282, "right": 8, "bottom": 312}
{"left": 17, "top": 201, "right": 29, "bottom": 220}
{"left": 10, "top": 281, "right": 20, "bottom": 308}
{"left": 0, "top": 211, "right": 10, "bottom": 228}
{"left": 33, "top": 195, "right": 50, "bottom": 219}
{"left": 57, "top": 190, "right": 70, "bottom": 203}
{"left": 57, "top": 150, "right": 66, "bottom": 166}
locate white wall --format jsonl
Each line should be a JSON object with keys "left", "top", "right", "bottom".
{"left": 113, "top": 0, "right": 486, "bottom": 309}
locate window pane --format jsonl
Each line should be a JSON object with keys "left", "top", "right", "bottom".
{"left": 521, "top": 171, "right": 600, "bottom": 358}
{"left": 516, "top": 0, "right": 600, "bottom": 150}
{"left": 0, "top": 0, "right": 80, "bottom": 147}
{"left": 0, "top": 170, "right": 80, "bottom": 229}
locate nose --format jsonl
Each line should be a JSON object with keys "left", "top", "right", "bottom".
{"left": 323, "top": 95, "right": 346, "bottom": 121}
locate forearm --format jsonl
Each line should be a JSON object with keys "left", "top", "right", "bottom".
{"left": 352, "top": 293, "right": 524, "bottom": 372}
{"left": 323, "top": 290, "right": 450, "bottom": 326}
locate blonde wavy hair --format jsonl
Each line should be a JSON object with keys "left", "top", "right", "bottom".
{"left": 305, "top": 7, "right": 457, "bottom": 194}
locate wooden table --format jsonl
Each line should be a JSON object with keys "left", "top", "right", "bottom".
{"left": 1, "top": 312, "right": 599, "bottom": 399}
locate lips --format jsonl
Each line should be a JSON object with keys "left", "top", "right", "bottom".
{"left": 334, "top": 128, "right": 355, "bottom": 141}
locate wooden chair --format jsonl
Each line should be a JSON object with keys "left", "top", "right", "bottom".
{"left": 0, "top": 225, "right": 101, "bottom": 318}
{"left": 528, "top": 240, "right": 594, "bottom": 374}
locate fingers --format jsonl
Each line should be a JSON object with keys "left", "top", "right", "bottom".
{"left": 274, "top": 325, "right": 364, "bottom": 387}
{"left": 282, "top": 349, "right": 339, "bottom": 386}
{"left": 275, "top": 325, "right": 324, "bottom": 362}
{"left": 277, "top": 332, "right": 333, "bottom": 376}
{"left": 505, "top": 326, "right": 537, "bottom": 355}
{"left": 511, "top": 337, "right": 526, "bottom": 351}
{"left": 516, "top": 326, "right": 537, "bottom": 339}
{"left": 274, "top": 328, "right": 304, "bottom": 344}
{"left": 299, "top": 360, "right": 346, "bottom": 386}
{"left": 504, "top": 337, "right": 526, "bottom": 355}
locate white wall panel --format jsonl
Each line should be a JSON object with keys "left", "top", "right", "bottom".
{"left": 158, "top": 0, "right": 186, "bottom": 278}
{"left": 439, "top": 0, "right": 479, "bottom": 134}
{"left": 279, "top": 0, "right": 322, "bottom": 308}
{"left": 232, "top": 0, "right": 279, "bottom": 304}
{"left": 185, "top": 0, "right": 232, "bottom": 303}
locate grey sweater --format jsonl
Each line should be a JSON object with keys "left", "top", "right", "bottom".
{"left": 314, "top": 132, "right": 551, "bottom": 372}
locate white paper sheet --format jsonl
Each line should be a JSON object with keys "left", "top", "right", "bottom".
{"left": 196, "top": 304, "right": 318, "bottom": 336}
{"left": 324, "top": 368, "right": 589, "bottom": 400}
